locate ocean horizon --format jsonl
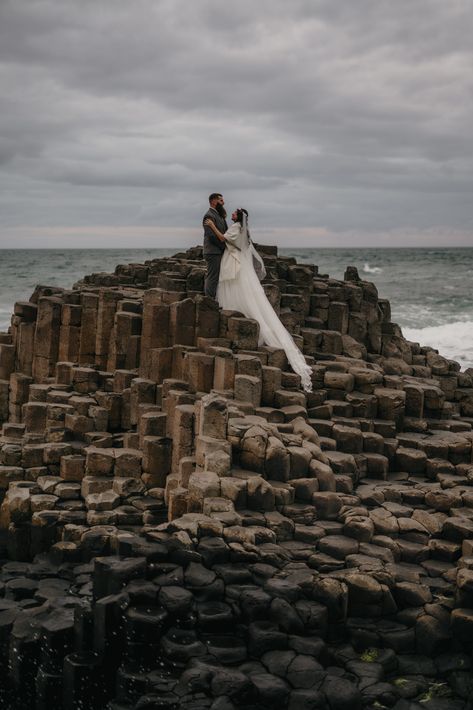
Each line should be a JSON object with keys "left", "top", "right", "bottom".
{"left": 1, "top": 246, "right": 472, "bottom": 369}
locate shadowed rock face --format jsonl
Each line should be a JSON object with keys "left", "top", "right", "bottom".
{"left": 0, "top": 245, "right": 472, "bottom": 709}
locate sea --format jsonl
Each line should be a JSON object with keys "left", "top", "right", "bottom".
{"left": 0, "top": 247, "right": 472, "bottom": 369}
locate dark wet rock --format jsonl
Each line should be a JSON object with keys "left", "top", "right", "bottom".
{"left": 320, "top": 535, "right": 360, "bottom": 560}
{"left": 450, "top": 608, "right": 473, "bottom": 643}
{"left": 151, "top": 562, "right": 185, "bottom": 587}
{"left": 215, "top": 564, "right": 253, "bottom": 586}
{"left": 250, "top": 672, "right": 291, "bottom": 705}
{"left": 123, "top": 580, "right": 159, "bottom": 604}
{"left": 361, "top": 680, "right": 399, "bottom": 706}
{"left": 210, "top": 668, "right": 253, "bottom": 703}
{"left": 134, "top": 694, "right": 179, "bottom": 709}
{"left": 322, "top": 676, "right": 362, "bottom": 709}
{"left": 434, "top": 653, "right": 471, "bottom": 674}
{"left": 93, "top": 557, "right": 147, "bottom": 599}
{"left": 161, "top": 626, "right": 207, "bottom": 664}
{"left": 240, "top": 588, "right": 272, "bottom": 621}
{"left": 394, "top": 582, "right": 432, "bottom": 608}
{"left": 125, "top": 605, "right": 169, "bottom": 644}
{"left": 270, "top": 597, "right": 305, "bottom": 634}
{"left": 415, "top": 614, "right": 452, "bottom": 656}
{"left": 286, "top": 654, "right": 326, "bottom": 688}
{"left": 397, "top": 655, "right": 437, "bottom": 677}
{"left": 158, "top": 586, "right": 194, "bottom": 617}
{"left": 198, "top": 537, "right": 230, "bottom": 566}
{"left": 4, "top": 576, "right": 39, "bottom": 600}
{"left": 184, "top": 563, "right": 224, "bottom": 601}
{"left": 206, "top": 634, "right": 247, "bottom": 665}
{"left": 248, "top": 621, "right": 288, "bottom": 656}
{"left": 263, "top": 577, "right": 300, "bottom": 603}
{"left": 261, "top": 648, "right": 295, "bottom": 678}
{"left": 196, "top": 601, "right": 234, "bottom": 633}
{"left": 288, "top": 688, "right": 328, "bottom": 709}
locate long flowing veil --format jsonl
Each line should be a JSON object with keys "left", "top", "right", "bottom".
{"left": 218, "top": 211, "right": 313, "bottom": 393}
{"left": 242, "top": 213, "right": 266, "bottom": 281}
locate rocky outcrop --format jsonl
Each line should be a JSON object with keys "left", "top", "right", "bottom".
{"left": 0, "top": 245, "right": 472, "bottom": 709}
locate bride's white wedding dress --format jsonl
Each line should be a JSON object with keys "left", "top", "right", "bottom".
{"left": 216, "top": 217, "right": 313, "bottom": 392}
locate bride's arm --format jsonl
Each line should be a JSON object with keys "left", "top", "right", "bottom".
{"left": 205, "top": 220, "right": 242, "bottom": 249}
{"left": 204, "top": 219, "right": 226, "bottom": 242}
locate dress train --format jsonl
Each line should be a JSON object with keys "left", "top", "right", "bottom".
{"left": 216, "top": 221, "right": 313, "bottom": 393}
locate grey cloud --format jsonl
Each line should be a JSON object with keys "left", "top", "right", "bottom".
{"left": 0, "top": 0, "right": 472, "bottom": 246}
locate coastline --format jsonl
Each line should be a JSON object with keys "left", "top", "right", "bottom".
{"left": 2, "top": 246, "right": 472, "bottom": 368}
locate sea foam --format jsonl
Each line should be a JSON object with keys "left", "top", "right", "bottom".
{"left": 363, "top": 262, "right": 383, "bottom": 274}
{"left": 403, "top": 320, "right": 473, "bottom": 369}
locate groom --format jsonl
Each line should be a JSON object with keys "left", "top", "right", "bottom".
{"left": 203, "top": 192, "right": 228, "bottom": 298}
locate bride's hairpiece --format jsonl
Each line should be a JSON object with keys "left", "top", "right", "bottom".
{"left": 237, "top": 207, "right": 248, "bottom": 221}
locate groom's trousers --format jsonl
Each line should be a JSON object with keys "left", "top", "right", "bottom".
{"left": 204, "top": 253, "right": 222, "bottom": 299}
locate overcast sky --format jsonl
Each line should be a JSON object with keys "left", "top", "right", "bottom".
{"left": 0, "top": 0, "right": 472, "bottom": 248}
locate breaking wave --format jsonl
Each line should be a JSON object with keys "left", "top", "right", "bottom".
{"left": 403, "top": 320, "right": 473, "bottom": 370}
{"left": 363, "top": 262, "right": 383, "bottom": 274}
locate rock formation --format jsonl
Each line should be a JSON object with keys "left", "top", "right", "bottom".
{"left": 0, "top": 244, "right": 472, "bottom": 709}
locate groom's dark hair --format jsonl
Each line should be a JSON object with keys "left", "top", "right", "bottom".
{"left": 208, "top": 193, "right": 222, "bottom": 202}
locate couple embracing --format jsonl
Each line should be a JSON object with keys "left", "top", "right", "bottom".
{"left": 202, "top": 192, "right": 313, "bottom": 393}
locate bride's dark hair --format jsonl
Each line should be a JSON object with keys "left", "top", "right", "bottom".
{"left": 235, "top": 208, "right": 248, "bottom": 224}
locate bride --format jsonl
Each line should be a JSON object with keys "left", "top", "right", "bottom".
{"left": 204, "top": 208, "right": 313, "bottom": 393}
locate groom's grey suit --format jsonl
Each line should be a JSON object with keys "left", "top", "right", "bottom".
{"left": 203, "top": 207, "right": 228, "bottom": 298}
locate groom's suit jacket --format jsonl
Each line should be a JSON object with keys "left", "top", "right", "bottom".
{"left": 203, "top": 207, "right": 228, "bottom": 255}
